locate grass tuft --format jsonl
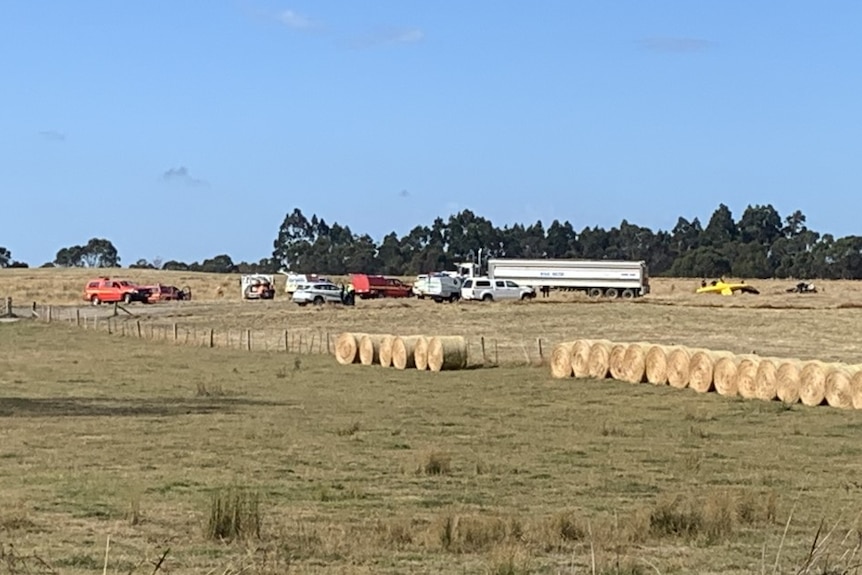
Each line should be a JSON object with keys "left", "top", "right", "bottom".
{"left": 205, "top": 487, "right": 262, "bottom": 542}
{"left": 422, "top": 450, "right": 452, "bottom": 476}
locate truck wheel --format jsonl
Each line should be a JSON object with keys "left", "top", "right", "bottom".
{"left": 482, "top": 294, "right": 493, "bottom": 302}
{"left": 605, "top": 288, "right": 619, "bottom": 299}
{"left": 91, "top": 295, "right": 101, "bottom": 306}
{"left": 449, "top": 294, "right": 459, "bottom": 303}
{"left": 621, "top": 289, "right": 635, "bottom": 299}
{"left": 313, "top": 296, "right": 324, "bottom": 306}
{"left": 433, "top": 297, "right": 443, "bottom": 304}
{"left": 588, "top": 288, "right": 602, "bottom": 299}
{"left": 123, "top": 293, "right": 133, "bottom": 304}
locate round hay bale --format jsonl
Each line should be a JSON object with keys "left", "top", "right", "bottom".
{"left": 644, "top": 344, "right": 671, "bottom": 386}
{"left": 414, "top": 336, "right": 431, "bottom": 371}
{"left": 550, "top": 342, "right": 577, "bottom": 379}
{"left": 428, "top": 336, "right": 468, "bottom": 372}
{"left": 608, "top": 342, "right": 629, "bottom": 381}
{"left": 825, "top": 364, "right": 858, "bottom": 410}
{"left": 776, "top": 360, "right": 803, "bottom": 404}
{"left": 378, "top": 334, "right": 396, "bottom": 368}
{"left": 754, "top": 357, "right": 781, "bottom": 401}
{"left": 587, "top": 340, "right": 614, "bottom": 379}
{"left": 358, "top": 334, "right": 385, "bottom": 366}
{"left": 666, "top": 347, "right": 693, "bottom": 389}
{"left": 392, "top": 335, "right": 422, "bottom": 370}
{"left": 570, "top": 339, "right": 594, "bottom": 378}
{"left": 622, "top": 342, "right": 649, "bottom": 384}
{"left": 689, "top": 350, "right": 725, "bottom": 394}
{"left": 735, "top": 355, "right": 761, "bottom": 399}
{"left": 850, "top": 368, "right": 862, "bottom": 410}
{"left": 711, "top": 353, "right": 740, "bottom": 396}
{"left": 335, "top": 332, "right": 366, "bottom": 365}
{"left": 799, "top": 360, "right": 829, "bottom": 407}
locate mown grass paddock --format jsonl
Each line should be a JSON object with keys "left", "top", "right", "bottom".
{"left": 3, "top": 270, "right": 862, "bottom": 572}
{"left": 3, "top": 320, "right": 862, "bottom": 574}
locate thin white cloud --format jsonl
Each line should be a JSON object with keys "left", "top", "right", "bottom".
{"left": 162, "top": 166, "right": 208, "bottom": 187}
{"left": 38, "top": 130, "right": 66, "bottom": 142}
{"left": 639, "top": 37, "right": 712, "bottom": 53}
{"left": 278, "top": 9, "right": 312, "bottom": 29}
{"left": 348, "top": 27, "right": 425, "bottom": 50}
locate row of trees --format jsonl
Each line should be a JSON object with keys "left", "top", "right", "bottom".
{"left": 2, "top": 203, "right": 860, "bottom": 279}
{"left": 270, "top": 204, "right": 861, "bottom": 280}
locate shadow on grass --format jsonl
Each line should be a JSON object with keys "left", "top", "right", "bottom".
{"left": 0, "top": 396, "right": 285, "bottom": 418}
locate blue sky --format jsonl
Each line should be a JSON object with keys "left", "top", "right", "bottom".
{"left": 2, "top": 1, "right": 860, "bottom": 266}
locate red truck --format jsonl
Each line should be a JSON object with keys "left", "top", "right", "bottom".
{"left": 350, "top": 274, "right": 413, "bottom": 299}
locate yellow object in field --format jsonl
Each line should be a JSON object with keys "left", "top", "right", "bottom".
{"left": 696, "top": 280, "right": 760, "bottom": 296}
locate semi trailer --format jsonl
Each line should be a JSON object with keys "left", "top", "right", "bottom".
{"left": 485, "top": 258, "right": 649, "bottom": 298}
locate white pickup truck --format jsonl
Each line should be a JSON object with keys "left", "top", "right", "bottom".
{"left": 460, "top": 277, "right": 536, "bottom": 302}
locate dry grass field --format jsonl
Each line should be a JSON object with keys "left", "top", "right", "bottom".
{"left": 2, "top": 323, "right": 862, "bottom": 574}
{"left": 3, "top": 269, "right": 862, "bottom": 573}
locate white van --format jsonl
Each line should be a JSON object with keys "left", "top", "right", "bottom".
{"left": 461, "top": 277, "right": 536, "bottom": 302}
{"left": 412, "top": 273, "right": 462, "bottom": 302}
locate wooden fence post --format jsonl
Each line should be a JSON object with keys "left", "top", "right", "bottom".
{"left": 494, "top": 339, "right": 499, "bottom": 365}
{"left": 537, "top": 338, "right": 544, "bottom": 362}
{"left": 246, "top": 329, "right": 251, "bottom": 352}
{"left": 480, "top": 336, "right": 487, "bottom": 364}
{"left": 3, "top": 297, "right": 11, "bottom": 317}
{"left": 209, "top": 328, "right": 214, "bottom": 348}
{"left": 136, "top": 320, "right": 142, "bottom": 338}
{"left": 173, "top": 323, "right": 178, "bottom": 342}
{"left": 283, "top": 330, "right": 288, "bottom": 352}
{"left": 75, "top": 309, "right": 81, "bottom": 327}
{"left": 326, "top": 332, "right": 331, "bottom": 354}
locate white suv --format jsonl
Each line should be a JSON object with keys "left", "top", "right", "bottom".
{"left": 461, "top": 277, "right": 536, "bottom": 302}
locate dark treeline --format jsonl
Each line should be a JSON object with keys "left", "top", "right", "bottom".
{"left": 2, "top": 203, "right": 860, "bottom": 279}
{"left": 269, "top": 204, "right": 861, "bottom": 280}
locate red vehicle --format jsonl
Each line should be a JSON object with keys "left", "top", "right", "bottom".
{"left": 141, "top": 283, "right": 192, "bottom": 302}
{"left": 82, "top": 278, "right": 150, "bottom": 305}
{"left": 350, "top": 274, "right": 413, "bottom": 299}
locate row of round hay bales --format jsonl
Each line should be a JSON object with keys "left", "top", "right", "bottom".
{"left": 334, "top": 332, "right": 468, "bottom": 372}
{"left": 550, "top": 339, "right": 862, "bottom": 409}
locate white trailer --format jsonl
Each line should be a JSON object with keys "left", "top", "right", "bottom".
{"left": 486, "top": 258, "right": 650, "bottom": 298}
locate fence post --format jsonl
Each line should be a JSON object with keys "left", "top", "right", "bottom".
{"left": 209, "top": 328, "right": 214, "bottom": 349}
{"left": 173, "top": 323, "right": 178, "bottom": 342}
{"left": 136, "top": 320, "right": 142, "bottom": 338}
{"left": 283, "top": 330, "right": 288, "bottom": 352}
{"left": 480, "top": 336, "right": 487, "bottom": 364}
{"left": 326, "top": 332, "right": 331, "bottom": 354}
{"left": 75, "top": 309, "right": 81, "bottom": 327}
{"left": 536, "top": 338, "right": 544, "bottom": 362}
{"left": 494, "top": 339, "right": 499, "bottom": 365}
{"left": 4, "top": 297, "right": 11, "bottom": 317}
{"left": 246, "top": 329, "right": 251, "bottom": 352}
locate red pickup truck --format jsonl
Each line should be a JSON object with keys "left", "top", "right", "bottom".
{"left": 350, "top": 274, "right": 413, "bottom": 299}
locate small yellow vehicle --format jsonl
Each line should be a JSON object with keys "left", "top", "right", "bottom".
{"left": 696, "top": 279, "right": 760, "bottom": 296}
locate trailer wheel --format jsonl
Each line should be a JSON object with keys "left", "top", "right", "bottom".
{"left": 604, "top": 288, "right": 619, "bottom": 299}
{"left": 621, "top": 289, "right": 635, "bottom": 299}
{"left": 588, "top": 288, "right": 602, "bottom": 299}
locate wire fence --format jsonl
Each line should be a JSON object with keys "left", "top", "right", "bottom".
{"left": 10, "top": 299, "right": 551, "bottom": 367}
